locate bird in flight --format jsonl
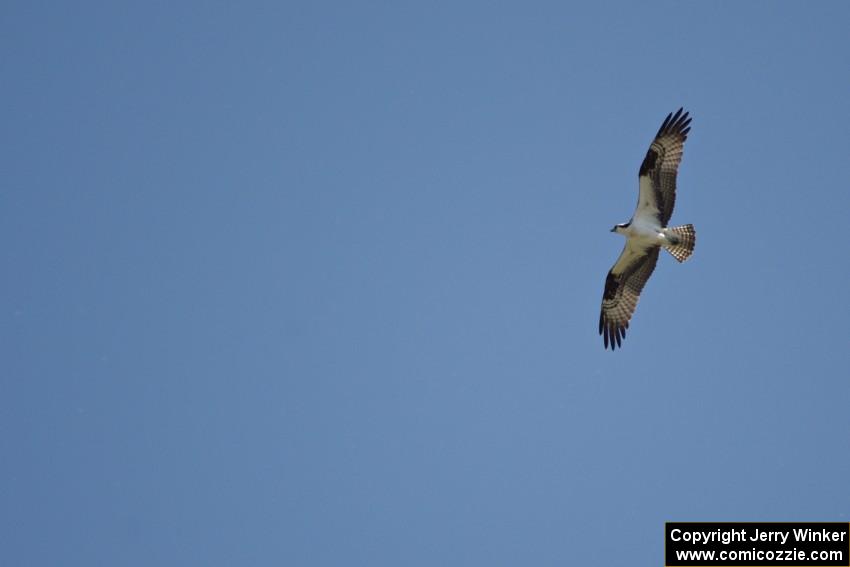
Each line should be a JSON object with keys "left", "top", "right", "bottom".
{"left": 599, "top": 108, "right": 695, "bottom": 350}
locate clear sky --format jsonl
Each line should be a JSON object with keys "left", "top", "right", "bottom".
{"left": 3, "top": 2, "right": 849, "bottom": 565}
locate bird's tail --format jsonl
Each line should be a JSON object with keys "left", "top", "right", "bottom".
{"left": 664, "top": 224, "right": 696, "bottom": 262}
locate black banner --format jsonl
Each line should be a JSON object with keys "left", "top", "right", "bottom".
{"left": 666, "top": 522, "right": 850, "bottom": 566}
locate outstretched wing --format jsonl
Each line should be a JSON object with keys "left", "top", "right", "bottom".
{"left": 599, "top": 244, "right": 660, "bottom": 350}
{"left": 636, "top": 108, "right": 692, "bottom": 226}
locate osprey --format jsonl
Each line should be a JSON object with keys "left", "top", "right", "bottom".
{"left": 599, "top": 108, "right": 695, "bottom": 350}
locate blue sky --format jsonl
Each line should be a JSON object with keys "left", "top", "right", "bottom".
{"left": 3, "top": 2, "right": 849, "bottom": 565}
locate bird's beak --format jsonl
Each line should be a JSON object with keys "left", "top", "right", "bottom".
{"left": 610, "top": 227, "right": 617, "bottom": 233}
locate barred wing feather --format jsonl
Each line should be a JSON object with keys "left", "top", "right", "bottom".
{"left": 636, "top": 108, "right": 691, "bottom": 226}
{"left": 599, "top": 245, "right": 660, "bottom": 350}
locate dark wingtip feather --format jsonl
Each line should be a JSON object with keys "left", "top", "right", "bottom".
{"left": 654, "top": 107, "right": 692, "bottom": 141}
{"left": 600, "top": 315, "right": 630, "bottom": 350}
{"left": 656, "top": 111, "right": 674, "bottom": 137}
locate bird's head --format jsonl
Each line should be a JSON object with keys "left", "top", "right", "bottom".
{"left": 611, "top": 222, "right": 630, "bottom": 234}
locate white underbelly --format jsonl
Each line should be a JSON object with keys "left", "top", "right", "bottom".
{"left": 627, "top": 220, "right": 664, "bottom": 244}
